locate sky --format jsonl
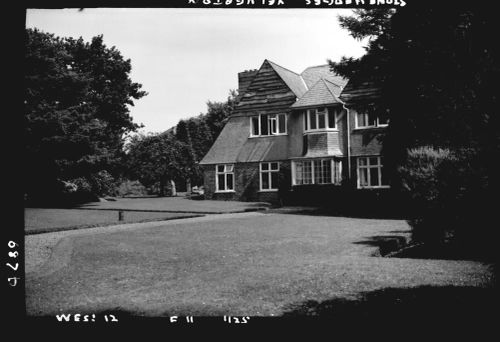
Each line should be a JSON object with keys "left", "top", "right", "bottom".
{"left": 26, "top": 8, "right": 367, "bottom": 134}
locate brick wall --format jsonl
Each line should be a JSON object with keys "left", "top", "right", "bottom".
{"left": 202, "top": 161, "right": 291, "bottom": 203}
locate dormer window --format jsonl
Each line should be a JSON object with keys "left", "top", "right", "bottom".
{"left": 250, "top": 113, "right": 287, "bottom": 137}
{"left": 304, "top": 107, "right": 337, "bottom": 133}
{"left": 355, "top": 110, "right": 389, "bottom": 129}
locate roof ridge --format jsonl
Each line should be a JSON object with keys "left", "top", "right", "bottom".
{"left": 296, "top": 77, "right": 322, "bottom": 100}
{"left": 302, "top": 64, "right": 330, "bottom": 71}
{"left": 321, "top": 78, "right": 340, "bottom": 101}
{"left": 266, "top": 59, "right": 302, "bottom": 77}
{"left": 324, "top": 77, "right": 343, "bottom": 89}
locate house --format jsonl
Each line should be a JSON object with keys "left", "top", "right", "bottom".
{"left": 199, "top": 59, "right": 390, "bottom": 204}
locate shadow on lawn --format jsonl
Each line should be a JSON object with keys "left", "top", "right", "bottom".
{"left": 281, "top": 285, "right": 498, "bottom": 321}
{"left": 354, "top": 235, "right": 409, "bottom": 256}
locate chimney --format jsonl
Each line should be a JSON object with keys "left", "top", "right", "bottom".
{"left": 237, "top": 69, "right": 258, "bottom": 99}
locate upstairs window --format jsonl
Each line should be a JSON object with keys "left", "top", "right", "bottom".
{"left": 250, "top": 114, "right": 287, "bottom": 137}
{"left": 216, "top": 164, "right": 235, "bottom": 192}
{"left": 304, "top": 107, "right": 337, "bottom": 132}
{"left": 356, "top": 110, "right": 389, "bottom": 128}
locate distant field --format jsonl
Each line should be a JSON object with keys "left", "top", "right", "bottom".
{"left": 25, "top": 208, "right": 201, "bottom": 234}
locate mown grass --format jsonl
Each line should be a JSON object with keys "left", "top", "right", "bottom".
{"left": 25, "top": 208, "right": 201, "bottom": 234}
{"left": 26, "top": 213, "right": 493, "bottom": 316}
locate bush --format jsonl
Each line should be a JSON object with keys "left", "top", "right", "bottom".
{"left": 116, "top": 179, "right": 148, "bottom": 197}
{"left": 88, "top": 170, "right": 117, "bottom": 197}
{"left": 397, "top": 146, "right": 493, "bottom": 259}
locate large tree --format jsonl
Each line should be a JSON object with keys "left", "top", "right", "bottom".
{"left": 125, "top": 133, "right": 194, "bottom": 196}
{"left": 174, "top": 90, "right": 237, "bottom": 185}
{"left": 331, "top": 5, "right": 499, "bottom": 258}
{"left": 330, "top": 6, "right": 499, "bottom": 168}
{"left": 25, "top": 28, "right": 147, "bottom": 200}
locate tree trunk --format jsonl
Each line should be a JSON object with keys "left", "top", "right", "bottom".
{"left": 186, "top": 179, "right": 192, "bottom": 193}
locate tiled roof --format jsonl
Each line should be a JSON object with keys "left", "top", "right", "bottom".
{"left": 291, "top": 78, "right": 342, "bottom": 109}
{"left": 199, "top": 116, "right": 288, "bottom": 164}
{"left": 339, "top": 80, "right": 380, "bottom": 104}
{"left": 300, "top": 64, "right": 348, "bottom": 89}
{"left": 267, "top": 60, "right": 308, "bottom": 98}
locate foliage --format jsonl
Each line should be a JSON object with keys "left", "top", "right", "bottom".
{"left": 125, "top": 133, "right": 194, "bottom": 196}
{"left": 115, "top": 179, "right": 149, "bottom": 197}
{"left": 173, "top": 90, "right": 237, "bottom": 185}
{"left": 331, "top": 5, "right": 500, "bottom": 165}
{"left": 332, "top": 5, "right": 498, "bottom": 259}
{"left": 25, "top": 28, "right": 146, "bottom": 202}
{"left": 397, "top": 147, "right": 492, "bottom": 258}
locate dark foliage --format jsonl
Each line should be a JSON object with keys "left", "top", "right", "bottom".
{"left": 282, "top": 286, "right": 497, "bottom": 326}
{"left": 331, "top": 5, "right": 499, "bottom": 261}
{"left": 173, "top": 90, "right": 237, "bottom": 186}
{"left": 25, "top": 28, "right": 147, "bottom": 204}
{"left": 125, "top": 133, "right": 194, "bottom": 196}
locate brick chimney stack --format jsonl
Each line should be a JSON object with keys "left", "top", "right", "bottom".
{"left": 237, "top": 69, "right": 258, "bottom": 101}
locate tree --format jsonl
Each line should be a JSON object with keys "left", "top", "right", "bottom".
{"left": 172, "top": 90, "right": 237, "bottom": 186}
{"left": 25, "top": 28, "right": 146, "bottom": 201}
{"left": 330, "top": 6, "right": 499, "bottom": 167}
{"left": 331, "top": 5, "right": 499, "bottom": 259}
{"left": 125, "top": 133, "right": 194, "bottom": 196}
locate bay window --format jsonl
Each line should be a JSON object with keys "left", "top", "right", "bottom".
{"left": 304, "top": 107, "right": 337, "bottom": 132}
{"left": 292, "top": 159, "right": 342, "bottom": 185}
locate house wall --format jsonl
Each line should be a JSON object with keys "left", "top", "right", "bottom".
{"left": 202, "top": 161, "right": 291, "bottom": 203}
{"left": 348, "top": 107, "right": 385, "bottom": 156}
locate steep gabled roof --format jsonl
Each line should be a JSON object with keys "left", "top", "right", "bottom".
{"left": 291, "top": 78, "right": 342, "bottom": 109}
{"left": 267, "top": 60, "right": 308, "bottom": 98}
{"left": 300, "top": 64, "right": 348, "bottom": 89}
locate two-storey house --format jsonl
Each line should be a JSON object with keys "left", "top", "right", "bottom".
{"left": 199, "top": 59, "right": 390, "bottom": 203}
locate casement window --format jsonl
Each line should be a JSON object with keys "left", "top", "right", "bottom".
{"left": 357, "top": 156, "right": 389, "bottom": 188}
{"left": 250, "top": 114, "right": 287, "bottom": 137}
{"left": 292, "top": 159, "right": 342, "bottom": 185}
{"left": 304, "top": 107, "right": 337, "bottom": 132}
{"left": 355, "top": 111, "right": 389, "bottom": 129}
{"left": 215, "top": 164, "right": 235, "bottom": 192}
{"left": 260, "top": 162, "right": 280, "bottom": 191}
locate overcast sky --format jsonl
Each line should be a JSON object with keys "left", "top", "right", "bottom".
{"left": 26, "top": 8, "right": 367, "bottom": 134}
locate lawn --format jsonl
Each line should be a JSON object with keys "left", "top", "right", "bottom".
{"left": 25, "top": 212, "right": 494, "bottom": 317}
{"left": 76, "top": 196, "right": 271, "bottom": 213}
{"left": 25, "top": 208, "right": 202, "bottom": 234}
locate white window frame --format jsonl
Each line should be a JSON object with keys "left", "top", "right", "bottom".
{"left": 304, "top": 107, "right": 338, "bottom": 133}
{"left": 259, "top": 162, "right": 280, "bottom": 192}
{"left": 250, "top": 113, "right": 287, "bottom": 137}
{"left": 291, "top": 159, "right": 342, "bottom": 186}
{"left": 215, "top": 164, "right": 235, "bottom": 193}
{"left": 356, "top": 156, "right": 390, "bottom": 189}
{"left": 355, "top": 111, "right": 389, "bottom": 129}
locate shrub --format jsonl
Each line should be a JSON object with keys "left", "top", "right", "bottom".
{"left": 396, "top": 146, "right": 492, "bottom": 258}
{"left": 116, "top": 179, "right": 148, "bottom": 197}
{"left": 88, "top": 170, "right": 117, "bottom": 197}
